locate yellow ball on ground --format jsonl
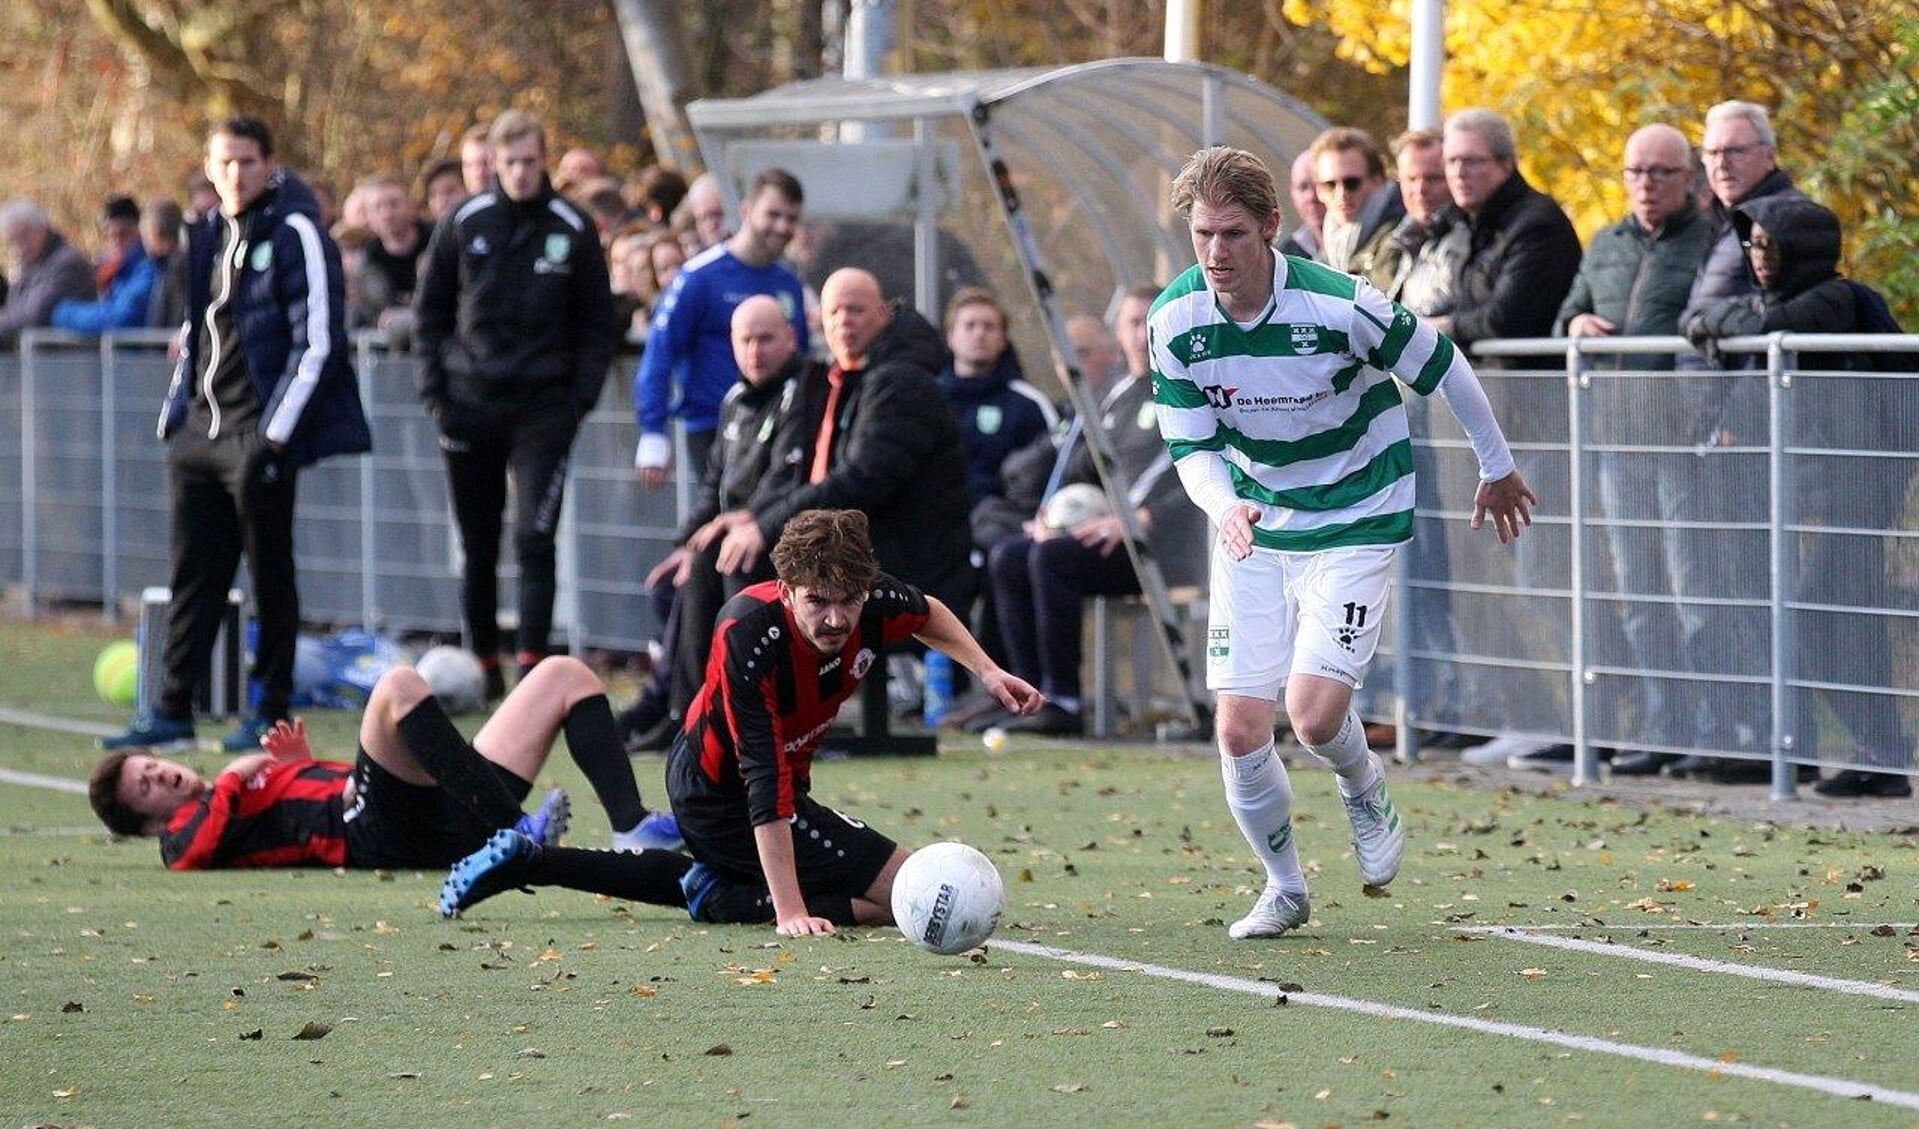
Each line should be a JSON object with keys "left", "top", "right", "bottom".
{"left": 93, "top": 640, "right": 140, "bottom": 707}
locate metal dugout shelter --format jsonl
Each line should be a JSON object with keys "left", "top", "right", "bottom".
{"left": 688, "top": 59, "right": 1329, "bottom": 731}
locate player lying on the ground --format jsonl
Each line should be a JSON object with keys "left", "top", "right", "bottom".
{"left": 439, "top": 508, "right": 1044, "bottom": 935}
{"left": 88, "top": 657, "right": 684, "bottom": 871}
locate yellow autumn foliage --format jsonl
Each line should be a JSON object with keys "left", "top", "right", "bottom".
{"left": 1281, "top": 0, "right": 1918, "bottom": 315}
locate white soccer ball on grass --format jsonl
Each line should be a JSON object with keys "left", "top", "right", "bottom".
{"left": 415, "top": 644, "right": 487, "bottom": 714}
{"left": 891, "top": 841, "right": 1005, "bottom": 955}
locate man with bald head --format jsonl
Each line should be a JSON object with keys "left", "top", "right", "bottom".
{"left": 733, "top": 267, "right": 974, "bottom": 613}
{"left": 1276, "top": 150, "right": 1326, "bottom": 261}
{"left": 621, "top": 295, "right": 810, "bottom": 749}
{"left": 1554, "top": 123, "right": 1712, "bottom": 775}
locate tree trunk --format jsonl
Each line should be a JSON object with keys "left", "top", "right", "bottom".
{"left": 609, "top": 0, "right": 703, "bottom": 175}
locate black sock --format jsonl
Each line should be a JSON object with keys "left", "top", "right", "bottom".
{"left": 524, "top": 845, "right": 691, "bottom": 908}
{"left": 395, "top": 696, "right": 525, "bottom": 827}
{"left": 563, "top": 693, "right": 647, "bottom": 833}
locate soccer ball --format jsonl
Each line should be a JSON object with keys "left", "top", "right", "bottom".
{"left": 416, "top": 645, "right": 487, "bottom": 714}
{"left": 92, "top": 640, "right": 140, "bottom": 707}
{"left": 891, "top": 841, "right": 1004, "bottom": 955}
{"left": 1039, "top": 482, "right": 1112, "bottom": 533}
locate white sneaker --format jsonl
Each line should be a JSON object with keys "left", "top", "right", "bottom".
{"left": 1342, "top": 753, "right": 1405, "bottom": 887}
{"left": 1461, "top": 734, "right": 1552, "bottom": 767}
{"left": 1228, "top": 885, "right": 1310, "bottom": 939}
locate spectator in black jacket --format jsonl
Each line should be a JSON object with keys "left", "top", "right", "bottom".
{"left": 1431, "top": 109, "right": 1581, "bottom": 348}
{"left": 1681, "top": 197, "right": 1912, "bottom": 798}
{"left": 619, "top": 295, "right": 807, "bottom": 751}
{"left": 413, "top": 109, "right": 618, "bottom": 697}
{"left": 726, "top": 268, "right": 974, "bottom": 614}
{"left": 1436, "top": 108, "right": 1583, "bottom": 773}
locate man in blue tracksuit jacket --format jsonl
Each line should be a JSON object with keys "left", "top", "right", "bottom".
{"left": 103, "top": 115, "right": 371, "bottom": 754}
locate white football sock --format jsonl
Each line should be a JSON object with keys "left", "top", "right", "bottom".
{"left": 1303, "top": 709, "right": 1379, "bottom": 796}
{"left": 1220, "top": 739, "right": 1305, "bottom": 895}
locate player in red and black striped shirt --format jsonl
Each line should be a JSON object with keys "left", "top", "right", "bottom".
{"left": 669, "top": 509, "right": 1041, "bottom": 934}
{"left": 438, "top": 510, "right": 1042, "bottom": 931}
{"left": 89, "top": 656, "right": 679, "bottom": 871}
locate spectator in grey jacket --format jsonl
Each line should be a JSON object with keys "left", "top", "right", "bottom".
{"left": 1554, "top": 124, "right": 1712, "bottom": 776}
{"left": 0, "top": 200, "right": 97, "bottom": 345}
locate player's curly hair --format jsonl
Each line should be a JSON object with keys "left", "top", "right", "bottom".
{"left": 1169, "top": 146, "right": 1280, "bottom": 224}
{"left": 88, "top": 751, "right": 145, "bottom": 837}
{"left": 771, "top": 509, "right": 881, "bottom": 595}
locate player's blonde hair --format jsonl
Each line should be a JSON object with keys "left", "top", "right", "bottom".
{"left": 1169, "top": 146, "right": 1280, "bottom": 223}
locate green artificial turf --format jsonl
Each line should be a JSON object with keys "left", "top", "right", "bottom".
{"left": 1, "top": 620, "right": 1914, "bottom": 1127}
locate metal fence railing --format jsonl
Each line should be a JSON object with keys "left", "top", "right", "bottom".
{"left": 1366, "top": 332, "right": 1919, "bottom": 796}
{"left": 3, "top": 329, "right": 1914, "bottom": 795}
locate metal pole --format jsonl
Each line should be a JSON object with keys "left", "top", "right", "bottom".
{"left": 101, "top": 336, "right": 119, "bottom": 624}
{"left": 1568, "top": 343, "right": 1596, "bottom": 785}
{"left": 1408, "top": 0, "right": 1445, "bottom": 129}
{"left": 844, "top": 0, "right": 892, "bottom": 80}
{"left": 20, "top": 335, "right": 37, "bottom": 618}
{"left": 1767, "top": 335, "right": 1796, "bottom": 801}
{"left": 913, "top": 117, "right": 939, "bottom": 322}
{"left": 963, "top": 98, "right": 1207, "bottom": 731}
{"left": 1164, "top": 0, "right": 1202, "bottom": 63}
{"left": 357, "top": 340, "right": 379, "bottom": 631}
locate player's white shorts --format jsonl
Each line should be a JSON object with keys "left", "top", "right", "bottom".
{"left": 1204, "top": 543, "right": 1397, "bottom": 698}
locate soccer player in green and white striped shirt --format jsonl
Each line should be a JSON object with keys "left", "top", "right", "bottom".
{"left": 1151, "top": 146, "right": 1536, "bottom": 940}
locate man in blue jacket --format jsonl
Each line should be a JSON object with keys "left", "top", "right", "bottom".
{"left": 103, "top": 115, "right": 371, "bottom": 754}
{"left": 52, "top": 199, "right": 185, "bottom": 335}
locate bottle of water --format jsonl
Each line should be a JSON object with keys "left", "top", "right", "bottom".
{"left": 922, "top": 651, "right": 954, "bottom": 728}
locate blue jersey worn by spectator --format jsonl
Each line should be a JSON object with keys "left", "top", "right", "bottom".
{"left": 632, "top": 245, "right": 806, "bottom": 454}
{"left": 938, "top": 348, "right": 1058, "bottom": 506}
{"left": 52, "top": 242, "right": 159, "bottom": 334}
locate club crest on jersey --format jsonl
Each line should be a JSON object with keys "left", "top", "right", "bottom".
{"left": 535, "top": 234, "right": 573, "bottom": 274}
{"left": 1290, "top": 324, "right": 1320, "bottom": 351}
{"left": 851, "top": 648, "right": 876, "bottom": 679}
{"left": 976, "top": 405, "right": 1003, "bottom": 435}
{"left": 249, "top": 242, "right": 273, "bottom": 272}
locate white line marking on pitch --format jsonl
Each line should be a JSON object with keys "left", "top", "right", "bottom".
{"left": 993, "top": 939, "right": 1919, "bottom": 1110}
{"left": 1467, "top": 921, "right": 1918, "bottom": 932}
{"left": 0, "top": 706, "right": 119, "bottom": 739}
{"left": 1459, "top": 925, "right": 1919, "bottom": 1004}
{"left": 0, "top": 766, "right": 88, "bottom": 796}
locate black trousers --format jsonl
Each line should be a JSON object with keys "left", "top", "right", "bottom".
{"left": 666, "top": 539, "right": 772, "bottom": 716}
{"left": 160, "top": 426, "right": 298, "bottom": 721}
{"left": 988, "top": 532, "right": 1141, "bottom": 703}
{"left": 441, "top": 398, "right": 578, "bottom": 659}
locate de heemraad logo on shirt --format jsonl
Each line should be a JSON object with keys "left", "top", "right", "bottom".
{"left": 1203, "top": 384, "right": 1238, "bottom": 410}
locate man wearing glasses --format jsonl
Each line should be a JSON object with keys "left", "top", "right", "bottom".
{"left": 1433, "top": 108, "right": 1583, "bottom": 774}
{"left": 1664, "top": 100, "right": 1810, "bottom": 784}
{"left": 1552, "top": 124, "right": 1712, "bottom": 777}
{"left": 1685, "top": 101, "right": 1804, "bottom": 321}
{"left": 1309, "top": 127, "right": 1403, "bottom": 293}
